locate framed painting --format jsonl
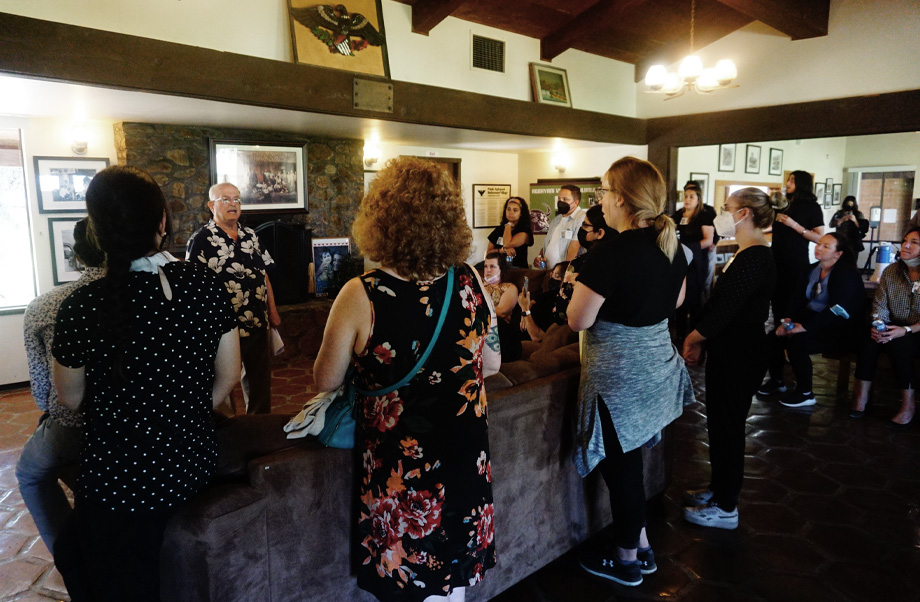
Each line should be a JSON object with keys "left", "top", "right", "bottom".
{"left": 689, "top": 172, "right": 710, "bottom": 205}
{"left": 312, "top": 237, "right": 352, "bottom": 297}
{"left": 824, "top": 193, "right": 833, "bottom": 208}
{"left": 34, "top": 156, "right": 109, "bottom": 213}
{"left": 49, "top": 217, "right": 85, "bottom": 285}
{"left": 833, "top": 183, "right": 843, "bottom": 205}
{"left": 288, "top": 0, "right": 390, "bottom": 78}
{"left": 209, "top": 140, "right": 307, "bottom": 212}
{"left": 815, "top": 182, "right": 826, "bottom": 199}
{"left": 529, "top": 63, "right": 572, "bottom": 107}
{"left": 745, "top": 145, "right": 762, "bottom": 174}
{"left": 768, "top": 148, "right": 783, "bottom": 176}
{"left": 718, "top": 144, "right": 736, "bottom": 172}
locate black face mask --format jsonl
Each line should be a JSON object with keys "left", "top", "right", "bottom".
{"left": 577, "top": 228, "right": 593, "bottom": 249}
{"left": 556, "top": 201, "right": 570, "bottom": 215}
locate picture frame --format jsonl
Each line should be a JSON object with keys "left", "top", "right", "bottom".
{"left": 472, "top": 184, "right": 512, "bottom": 229}
{"left": 745, "top": 144, "right": 762, "bottom": 174}
{"left": 825, "top": 178, "right": 834, "bottom": 190}
{"left": 33, "top": 156, "right": 109, "bottom": 213}
{"left": 688, "top": 172, "right": 710, "bottom": 206}
{"left": 815, "top": 182, "right": 826, "bottom": 199}
{"left": 209, "top": 140, "right": 308, "bottom": 213}
{"left": 718, "top": 144, "right": 736, "bottom": 172}
{"left": 529, "top": 63, "right": 572, "bottom": 108}
{"left": 312, "top": 237, "right": 351, "bottom": 297}
{"left": 48, "top": 217, "right": 85, "bottom": 285}
{"left": 824, "top": 193, "right": 833, "bottom": 208}
{"left": 833, "top": 183, "right": 843, "bottom": 205}
{"left": 768, "top": 148, "right": 783, "bottom": 176}
{"left": 288, "top": 0, "right": 390, "bottom": 78}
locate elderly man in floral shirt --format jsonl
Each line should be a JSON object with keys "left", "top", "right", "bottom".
{"left": 186, "top": 182, "right": 281, "bottom": 414}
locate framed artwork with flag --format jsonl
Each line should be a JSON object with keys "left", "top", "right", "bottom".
{"left": 288, "top": 0, "right": 390, "bottom": 78}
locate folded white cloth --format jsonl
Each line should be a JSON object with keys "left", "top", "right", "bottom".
{"left": 283, "top": 388, "right": 342, "bottom": 440}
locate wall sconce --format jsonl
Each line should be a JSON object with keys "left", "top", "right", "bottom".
{"left": 363, "top": 143, "right": 380, "bottom": 168}
{"left": 71, "top": 124, "right": 89, "bottom": 155}
{"left": 552, "top": 150, "right": 570, "bottom": 174}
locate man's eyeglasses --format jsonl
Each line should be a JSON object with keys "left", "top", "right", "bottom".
{"left": 216, "top": 197, "right": 242, "bottom": 205}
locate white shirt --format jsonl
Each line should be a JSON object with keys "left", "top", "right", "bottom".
{"left": 544, "top": 207, "right": 586, "bottom": 269}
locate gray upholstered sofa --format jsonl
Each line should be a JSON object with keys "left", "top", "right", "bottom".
{"left": 160, "top": 323, "right": 670, "bottom": 602}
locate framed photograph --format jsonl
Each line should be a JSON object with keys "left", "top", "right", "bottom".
{"left": 745, "top": 145, "right": 762, "bottom": 174}
{"left": 312, "top": 237, "right": 351, "bottom": 297}
{"left": 689, "top": 172, "right": 710, "bottom": 205}
{"left": 288, "top": 0, "right": 390, "bottom": 78}
{"left": 209, "top": 140, "right": 307, "bottom": 212}
{"left": 33, "top": 156, "right": 109, "bottom": 213}
{"left": 49, "top": 217, "right": 85, "bottom": 285}
{"left": 815, "top": 182, "right": 826, "bottom": 199}
{"left": 718, "top": 144, "right": 736, "bottom": 172}
{"left": 833, "top": 183, "right": 843, "bottom": 205}
{"left": 529, "top": 63, "right": 572, "bottom": 107}
{"left": 825, "top": 178, "right": 833, "bottom": 191}
{"left": 823, "top": 193, "right": 833, "bottom": 208}
{"left": 768, "top": 148, "right": 783, "bottom": 176}
{"left": 472, "top": 184, "right": 512, "bottom": 229}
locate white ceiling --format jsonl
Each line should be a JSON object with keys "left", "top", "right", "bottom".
{"left": 0, "top": 74, "right": 614, "bottom": 153}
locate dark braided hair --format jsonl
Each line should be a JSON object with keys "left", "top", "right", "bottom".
{"left": 85, "top": 165, "right": 171, "bottom": 383}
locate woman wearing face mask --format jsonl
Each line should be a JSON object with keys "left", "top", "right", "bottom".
{"left": 486, "top": 196, "right": 534, "bottom": 269}
{"left": 769, "top": 233, "right": 865, "bottom": 408}
{"left": 829, "top": 196, "right": 868, "bottom": 259}
{"left": 567, "top": 157, "right": 693, "bottom": 586}
{"left": 671, "top": 181, "right": 716, "bottom": 341}
{"left": 759, "top": 171, "right": 825, "bottom": 397}
{"left": 681, "top": 188, "right": 781, "bottom": 530}
{"left": 849, "top": 227, "right": 920, "bottom": 428}
{"left": 483, "top": 251, "right": 523, "bottom": 361}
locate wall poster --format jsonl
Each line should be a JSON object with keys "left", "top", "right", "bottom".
{"left": 472, "top": 184, "right": 512, "bottom": 229}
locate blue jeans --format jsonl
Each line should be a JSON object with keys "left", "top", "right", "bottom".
{"left": 15, "top": 414, "right": 82, "bottom": 553}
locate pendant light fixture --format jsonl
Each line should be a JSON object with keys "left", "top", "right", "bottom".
{"left": 644, "top": 0, "right": 738, "bottom": 99}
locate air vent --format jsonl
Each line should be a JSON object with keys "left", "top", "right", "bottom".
{"left": 472, "top": 35, "right": 505, "bottom": 73}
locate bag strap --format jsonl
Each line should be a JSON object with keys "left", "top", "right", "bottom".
{"left": 356, "top": 266, "right": 455, "bottom": 396}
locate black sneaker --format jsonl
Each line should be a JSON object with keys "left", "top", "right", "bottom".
{"left": 780, "top": 390, "right": 816, "bottom": 408}
{"left": 637, "top": 547, "right": 657, "bottom": 575}
{"left": 578, "top": 551, "right": 643, "bottom": 586}
{"left": 756, "top": 379, "right": 787, "bottom": 396}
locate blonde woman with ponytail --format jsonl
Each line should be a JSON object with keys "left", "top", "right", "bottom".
{"left": 566, "top": 157, "right": 694, "bottom": 587}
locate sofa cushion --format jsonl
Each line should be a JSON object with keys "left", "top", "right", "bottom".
{"left": 531, "top": 323, "right": 577, "bottom": 357}
{"left": 215, "top": 413, "right": 304, "bottom": 478}
{"left": 484, "top": 372, "right": 513, "bottom": 393}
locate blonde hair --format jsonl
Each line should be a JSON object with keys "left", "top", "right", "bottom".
{"left": 353, "top": 157, "right": 472, "bottom": 281}
{"left": 605, "top": 156, "right": 677, "bottom": 261}
{"left": 730, "top": 188, "right": 788, "bottom": 229}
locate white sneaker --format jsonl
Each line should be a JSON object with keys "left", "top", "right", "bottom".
{"left": 684, "top": 502, "right": 739, "bottom": 530}
{"left": 682, "top": 488, "right": 714, "bottom": 507}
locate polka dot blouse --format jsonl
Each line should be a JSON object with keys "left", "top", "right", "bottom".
{"left": 52, "top": 262, "right": 236, "bottom": 512}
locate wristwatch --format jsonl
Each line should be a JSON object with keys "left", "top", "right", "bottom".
{"left": 522, "top": 310, "right": 532, "bottom": 317}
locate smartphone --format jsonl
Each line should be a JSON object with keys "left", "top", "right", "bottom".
{"left": 523, "top": 276, "right": 529, "bottom": 291}
{"left": 829, "top": 304, "right": 850, "bottom": 319}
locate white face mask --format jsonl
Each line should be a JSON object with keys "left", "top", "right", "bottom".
{"left": 485, "top": 272, "right": 501, "bottom": 285}
{"left": 713, "top": 208, "right": 746, "bottom": 237}
{"left": 903, "top": 256, "right": 920, "bottom": 268}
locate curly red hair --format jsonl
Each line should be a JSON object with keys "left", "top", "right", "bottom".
{"left": 353, "top": 157, "right": 472, "bottom": 281}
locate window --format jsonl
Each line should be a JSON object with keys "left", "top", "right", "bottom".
{"left": 0, "top": 129, "right": 36, "bottom": 311}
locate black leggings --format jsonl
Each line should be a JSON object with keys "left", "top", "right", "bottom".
{"left": 596, "top": 398, "right": 646, "bottom": 550}
{"left": 854, "top": 333, "right": 920, "bottom": 389}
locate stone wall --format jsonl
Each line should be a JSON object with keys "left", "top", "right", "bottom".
{"left": 113, "top": 122, "right": 364, "bottom": 248}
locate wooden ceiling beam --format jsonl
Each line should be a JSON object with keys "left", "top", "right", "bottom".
{"left": 540, "top": 0, "right": 652, "bottom": 62}
{"left": 411, "top": 0, "right": 471, "bottom": 35}
{"left": 715, "top": 0, "right": 829, "bottom": 40}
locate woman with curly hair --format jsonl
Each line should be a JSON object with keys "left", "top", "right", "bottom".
{"left": 567, "top": 157, "right": 693, "bottom": 587}
{"left": 51, "top": 166, "right": 240, "bottom": 601}
{"left": 485, "top": 196, "right": 534, "bottom": 268}
{"left": 314, "top": 156, "right": 500, "bottom": 602}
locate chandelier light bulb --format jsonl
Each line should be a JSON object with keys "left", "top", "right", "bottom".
{"left": 678, "top": 55, "right": 703, "bottom": 81}
{"left": 697, "top": 69, "right": 719, "bottom": 92}
{"left": 644, "top": 65, "right": 668, "bottom": 90}
{"left": 662, "top": 73, "right": 683, "bottom": 95}
{"left": 714, "top": 59, "right": 738, "bottom": 85}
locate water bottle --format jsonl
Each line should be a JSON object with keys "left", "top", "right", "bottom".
{"left": 781, "top": 318, "right": 794, "bottom": 331}
{"left": 505, "top": 254, "right": 513, "bottom": 266}
{"left": 871, "top": 313, "right": 886, "bottom": 332}
{"left": 539, "top": 259, "right": 546, "bottom": 269}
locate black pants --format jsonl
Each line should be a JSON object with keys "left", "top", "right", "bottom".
{"left": 596, "top": 398, "right": 645, "bottom": 550}
{"left": 770, "top": 327, "right": 840, "bottom": 392}
{"left": 706, "top": 339, "right": 767, "bottom": 511}
{"left": 55, "top": 502, "right": 172, "bottom": 602}
{"left": 854, "top": 333, "right": 920, "bottom": 389}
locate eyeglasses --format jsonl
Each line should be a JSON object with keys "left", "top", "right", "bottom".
{"left": 581, "top": 223, "right": 595, "bottom": 232}
{"left": 216, "top": 197, "right": 242, "bottom": 205}
{"left": 595, "top": 188, "right": 611, "bottom": 199}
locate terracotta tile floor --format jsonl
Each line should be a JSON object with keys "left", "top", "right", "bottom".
{"left": 1, "top": 356, "right": 919, "bottom": 602}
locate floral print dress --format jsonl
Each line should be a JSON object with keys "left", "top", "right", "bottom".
{"left": 354, "top": 265, "right": 496, "bottom": 602}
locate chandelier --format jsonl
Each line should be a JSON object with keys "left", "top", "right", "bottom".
{"left": 644, "top": 0, "right": 738, "bottom": 99}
